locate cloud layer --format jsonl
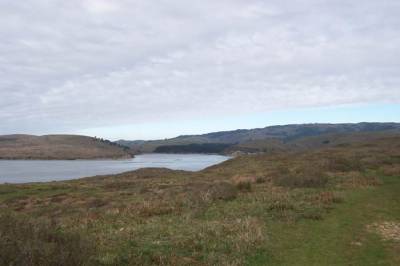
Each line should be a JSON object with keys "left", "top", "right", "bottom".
{"left": 1, "top": 0, "right": 399, "bottom": 134}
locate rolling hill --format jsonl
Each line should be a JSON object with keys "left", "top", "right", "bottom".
{"left": 0, "top": 134, "right": 133, "bottom": 160}
{"left": 117, "top": 122, "right": 400, "bottom": 154}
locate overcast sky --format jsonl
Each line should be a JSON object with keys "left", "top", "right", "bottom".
{"left": 1, "top": 0, "right": 399, "bottom": 140}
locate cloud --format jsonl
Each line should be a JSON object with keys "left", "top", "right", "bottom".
{"left": 83, "top": 0, "right": 120, "bottom": 14}
{"left": 0, "top": 0, "right": 399, "bottom": 134}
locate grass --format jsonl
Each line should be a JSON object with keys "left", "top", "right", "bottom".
{"left": 0, "top": 213, "right": 95, "bottom": 266}
{"left": 248, "top": 175, "right": 400, "bottom": 266}
{"left": 0, "top": 135, "right": 400, "bottom": 265}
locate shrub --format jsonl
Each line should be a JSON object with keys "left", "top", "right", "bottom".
{"left": 256, "top": 176, "right": 267, "bottom": 183}
{"left": 180, "top": 217, "right": 266, "bottom": 262}
{"left": 87, "top": 198, "right": 108, "bottom": 209}
{"left": 232, "top": 175, "right": 260, "bottom": 191}
{"left": 275, "top": 168, "right": 328, "bottom": 188}
{"left": 209, "top": 181, "right": 238, "bottom": 200}
{"left": 265, "top": 192, "right": 297, "bottom": 221}
{"left": 267, "top": 200, "right": 294, "bottom": 212}
{"left": 345, "top": 176, "right": 382, "bottom": 188}
{"left": 300, "top": 208, "right": 323, "bottom": 220}
{"left": 313, "top": 191, "right": 344, "bottom": 205}
{"left": 380, "top": 165, "right": 400, "bottom": 176}
{"left": 325, "top": 156, "right": 363, "bottom": 172}
{"left": 336, "top": 171, "right": 382, "bottom": 188}
{"left": 236, "top": 181, "right": 252, "bottom": 192}
{"left": 184, "top": 181, "right": 238, "bottom": 205}
{"left": 135, "top": 200, "right": 181, "bottom": 217}
{"left": 232, "top": 175, "right": 257, "bottom": 184}
{"left": 0, "top": 213, "right": 95, "bottom": 266}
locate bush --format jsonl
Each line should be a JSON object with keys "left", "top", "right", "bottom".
{"left": 209, "top": 181, "right": 238, "bottom": 200}
{"left": 275, "top": 168, "right": 328, "bottom": 188}
{"left": 184, "top": 181, "right": 238, "bottom": 204}
{"left": 236, "top": 181, "right": 252, "bottom": 192}
{"left": 300, "top": 208, "right": 323, "bottom": 220}
{"left": 313, "top": 191, "right": 344, "bottom": 205}
{"left": 325, "top": 156, "right": 363, "bottom": 172}
{"left": 345, "top": 176, "right": 382, "bottom": 188}
{"left": 0, "top": 213, "right": 95, "bottom": 266}
{"left": 256, "top": 176, "right": 267, "bottom": 183}
{"left": 136, "top": 200, "right": 182, "bottom": 217}
{"left": 232, "top": 175, "right": 258, "bottom": 191}
{"left": 380, "top": 165, "right": 400, "bottom": 176}
{"left": 267, "top": 200, "right": 294, "bottom": 212}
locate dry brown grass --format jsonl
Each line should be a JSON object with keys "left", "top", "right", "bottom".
{"left": 231, "top": 175, "right": 259, "bottom": 191}
{"left": 274, "top": 167, "right": 329, "bottom": 188}
{"left": 0, "top": 213, "right": 95, "bottom": 266}
{"left": 380, "top": 165, "right": 400, "bottom": 176}
{"left": 0, "top": 134, "right": 131, "bottom": 159}
{"left": 231, "top": 175, "right": 257, "bottom": 184}
{"left": 337, "top": 171, "right": 382, "bottom": 188}
{"left": 312, "top": 191, "right": 344, "bottom": 205}
{"left": 367, "top": 221, "right": 400, "bottom": 241}
{"left": 183, "top": 181, "right": 238, "bottom": 204}
{"left": 134, "top": 199, "right": 183, "bottom": 217}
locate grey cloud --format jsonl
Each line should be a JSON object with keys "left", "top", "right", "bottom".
{"left": 0, "top": 0, "right": 399, "bottom": 134}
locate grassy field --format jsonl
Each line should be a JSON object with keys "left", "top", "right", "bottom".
{"left": 0, "top": 135, "right": 399, "bottom": 265}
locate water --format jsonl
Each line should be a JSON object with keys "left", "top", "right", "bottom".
{"left": 0, "top": 153, "right": 231, "bottom": 184}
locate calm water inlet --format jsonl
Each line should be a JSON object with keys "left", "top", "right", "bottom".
{"left": 0, "top": 154, "right": 231, "bottom": 184}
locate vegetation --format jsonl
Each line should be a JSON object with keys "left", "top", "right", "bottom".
{"left": 0, "top": 134, "right": 399, "bottom": 265}
{"left": 0, "top": 213, "right": 95, "bottom": 266}
{"left": 154, "top": 143, "right": 231, "bottom": 154}
{"left": 0, "top": 134, "right": 133, "bottom": 160}
{"left": 117, "top": 122, "right": 400, "bottom": 153}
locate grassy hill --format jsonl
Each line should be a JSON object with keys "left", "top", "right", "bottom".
{"left": 0, "top": 134, "right": 133, "bottom": 160}
{"left": 118, "top": 122, "right": 400, "bottom": 154}
{"left": 1, "top": 132, "right": 399, "bottom": 265}
{"left": 230, "top": 130, "right": 400, "bottom": 153}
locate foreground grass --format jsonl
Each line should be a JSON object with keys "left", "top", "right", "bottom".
{"left": 248, "top": 175, "right": 400, "bottom": 266}
{"left": 1, "top": 136, "right": 400, "bottom": 265}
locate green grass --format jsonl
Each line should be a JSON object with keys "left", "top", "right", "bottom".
{"left": 247, "top": 175, "right": 400, "bottom": 266}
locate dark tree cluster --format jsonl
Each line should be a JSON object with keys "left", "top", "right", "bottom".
{"left": 93, "top": 136, "right": 131, "bottom": 151}
{"left": 154, "top": 143, "right": 231, "bottom": 154}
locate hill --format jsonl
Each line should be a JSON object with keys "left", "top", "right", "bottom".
{"left": 0, "top": 134, "right": 133, "bottom": 160}
{"left": 1, "top": 132, "right": 399, "bottom": 265}
{"left": 117, "top": 122, "right": 400, "bottom": 153}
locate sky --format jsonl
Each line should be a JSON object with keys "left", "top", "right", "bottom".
{"left": 0, "top": 0, "right": 399, "bottom": 140}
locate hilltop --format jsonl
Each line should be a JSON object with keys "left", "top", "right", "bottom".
{"left": 0, "top": 134, "right": 133, "bottom": 160}
{"left": 117, "top": 122, "right": 400, "bottom": 154}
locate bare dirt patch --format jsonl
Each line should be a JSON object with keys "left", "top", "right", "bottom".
{"left": 367, "top": 221, "right": 400, "bottom": 241}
